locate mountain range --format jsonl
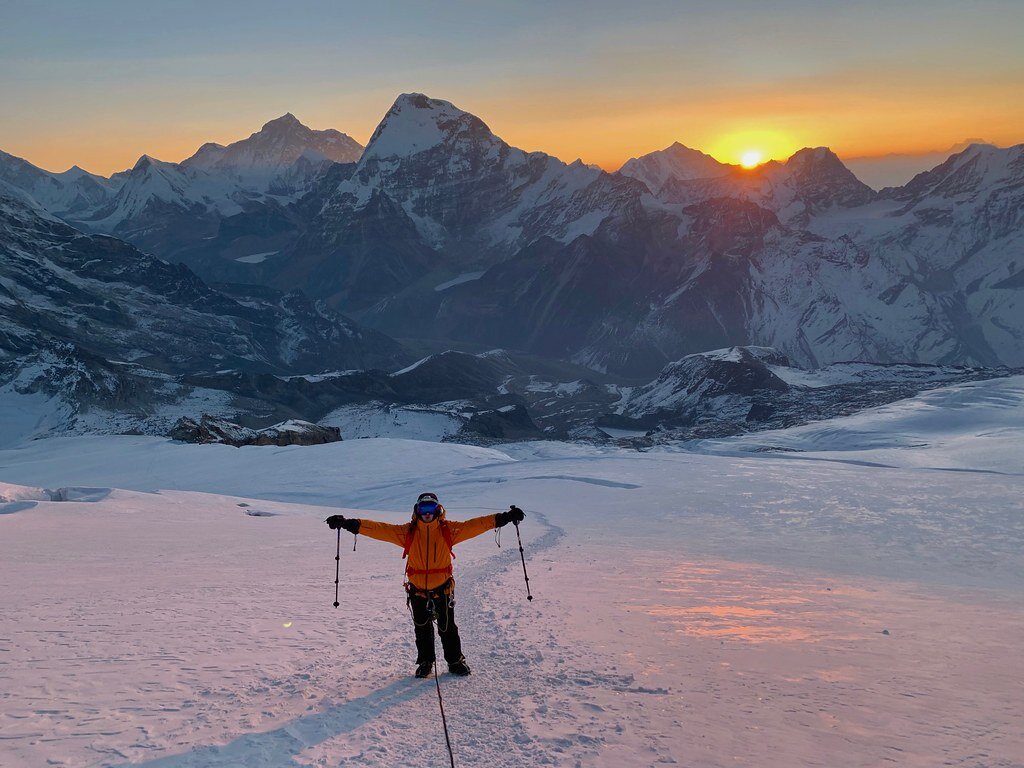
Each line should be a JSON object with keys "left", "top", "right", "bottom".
{"left": 1, "top": 92, "right": 1021, "bottom": 440}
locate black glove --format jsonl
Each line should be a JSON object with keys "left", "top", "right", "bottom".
{"left": 325, "top": 515, "right": 360, "bottom": 534}
{"left": 495, "top": 505, "right": 525, "bottom": 528}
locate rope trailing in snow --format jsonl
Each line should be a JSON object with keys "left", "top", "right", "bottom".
{"left": 433, "top": 657, "right": 456, "bottom": 768}
{"left": 425, "top": 523, "right": 457, "bottom": 768}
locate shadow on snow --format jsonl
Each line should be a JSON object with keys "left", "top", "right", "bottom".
{"left": 116, "top": 677, "right": 432, "bottom": 767}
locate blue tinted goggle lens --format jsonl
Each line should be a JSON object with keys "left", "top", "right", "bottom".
{"left": 417, "top": 501, "right": 439, "bottom": 516}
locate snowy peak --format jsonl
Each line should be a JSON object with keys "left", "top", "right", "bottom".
{"left": 0, "top": 149, "right": 116, "bottom": 216}
{"left": 636, "top": 144, "right": 875, "bottom": 224}
{"left": 187, "top": 142, "right": 227, "bottom": 167}
{"left": 780, "top": 146, "right": 875, "bottom": 203}
{"left": 181, "top": 114, "right": 363, "bottom": 179}
{"left": 733, "top": 146, "right": 877, "bottom": 220}
{"left": 124, "top": 154, "right": 190, "bottom": 192}
{"left": 619, "top": 141, "right": 734, "bottom": 193}
{"left": 56, "top": 165, "right": 102, "bottom": 183}
{"left": 895, "top": 142, "right": 1024, "bottom": 201}
{"left": 361, "top": 92, "right": 498, "bottom": 162}
{"left": 92, "top": 154, "right": 201, "bottom": 225}
{"left": 131, "top": 154, "right": 164, "bottom": 172}
{"left": 260, "top": 112, "right": 303, "bottom": 132}
{"left": 0, "top": 148, "right": 60, "bottom": 192}
{"left": 786, "top": 146, "right": 845, "bottom": 171}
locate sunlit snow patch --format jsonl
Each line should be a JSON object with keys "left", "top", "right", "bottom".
{"left": 434, "top": 271, "right": 485, "bottom": 291}
{"left": 234, "top": 251, "right": 278, "bottom": 264}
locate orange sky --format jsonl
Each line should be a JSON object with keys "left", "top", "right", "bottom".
{"left": 2, "top": 1, "right": 1022, "bottom": 175}
{"left": 8, "top": 79, "right": 1022, "bottom": 177}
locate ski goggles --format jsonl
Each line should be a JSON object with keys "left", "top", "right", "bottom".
{"left": 416, "top": 500, "right": 440, "bottom": 517}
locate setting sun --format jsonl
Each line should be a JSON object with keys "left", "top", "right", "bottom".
{"left": 740, "top": 150, "right": 764, "bottom": 169}
{"left": 706, "top": 130, "right": 799, "bottom": 171}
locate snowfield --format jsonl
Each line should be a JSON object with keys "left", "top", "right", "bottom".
{"left": 1, "top": 377, "right": 1022, "bottom": 767}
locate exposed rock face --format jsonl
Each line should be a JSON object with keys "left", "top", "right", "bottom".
{"left": 457, "top": 404, "right": 544, "bottom": 441}
{"left": 169, "top": 416, "right": 257, "bottom": 446}
{"left": 168, "top": 415, "right": 341, "bottom": 446}
{"left": 252, "top": 419, "right": 342, "bottom": 446}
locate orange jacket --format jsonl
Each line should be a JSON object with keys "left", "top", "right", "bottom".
{"left": 357, "top": 508, "right": 497, "bottom": 592}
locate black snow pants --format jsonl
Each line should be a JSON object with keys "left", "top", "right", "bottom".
{"left": 408, "top": 589, "right": 464, "bottom": 665}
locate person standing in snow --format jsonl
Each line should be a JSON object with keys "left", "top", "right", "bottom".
{"left": 326, "top": 492, "right": 525, "bottom": 679}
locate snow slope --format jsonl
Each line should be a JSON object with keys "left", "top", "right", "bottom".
{"left": 690, "top": 374, "right": 1024, "bottom": 474}
{"left": 1, "top": 377, "right": 1022, "bottom": 767}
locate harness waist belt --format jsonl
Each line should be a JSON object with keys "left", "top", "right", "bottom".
{"left": 405, "top": 565, "right": 454, "bottom": 577}
{"left": 406, "top": 577, "right": 453, "bottom": 598}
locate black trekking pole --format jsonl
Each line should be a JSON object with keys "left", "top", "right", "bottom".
{"left": 332, "top": 526, "right": 341, "bottom": 608}
{"left": 510, "top": 505, "right": 533, "bottom": 601}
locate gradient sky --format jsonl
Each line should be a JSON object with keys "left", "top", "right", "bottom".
{"left": 2, "top": 0, "right": 1022, "bottom": 175}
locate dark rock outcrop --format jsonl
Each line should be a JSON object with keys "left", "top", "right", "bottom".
{"left": 168, "top": 415, "right": 341, "bottom": 447}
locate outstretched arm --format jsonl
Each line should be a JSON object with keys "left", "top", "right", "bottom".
{"left": 358, "top": 519, "right": 409, "bottom": 547}
{"left": 450, "top": 507, "right": 525, "bottom": 545}
{"left": 448, "top": 514, "right": 496, "bottom": 545}
{"left": 325, "top": 514, "right": 408, "bottom": 547}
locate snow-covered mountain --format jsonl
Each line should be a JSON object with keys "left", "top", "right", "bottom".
{"left": 802, "top": 143, "right": 1024, "bottom": 367}
{"left": 181, "top": 112, "right": 362, "bottom": 195}
{"left": 618, "top": 142, "right": 735, "bottom": 194}
{"left": 0, "top": 150, "right": 116, "bottom": 217}
{"left": 0, "top": 191, "right": 406, "bottom": 434}
{"left": 81, "top": 115, "right": 364, "bottom": 252}
{"left": 270, "top": 93, "right": 646, "bottom": 309}
{"left": 655, "top": 146, "right": 878, "bottom": 227}
{"left": 2, "top": 98, "right": 1021, "bottom": 379}
{"left": 425, "top": 133, "right": 1021, "bottom": 373}
{"left": 428, "top": 189, "right": 967, "bottom": 373}
{"left": 0, "top": 116, "right": 365, "bottom": 273}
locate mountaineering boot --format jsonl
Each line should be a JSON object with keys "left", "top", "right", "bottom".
{"left": 448, "top": 659, "right": 471, "bottom": 676}
{"left": 415, "top": 662, "right": 433, "bottom": 679}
